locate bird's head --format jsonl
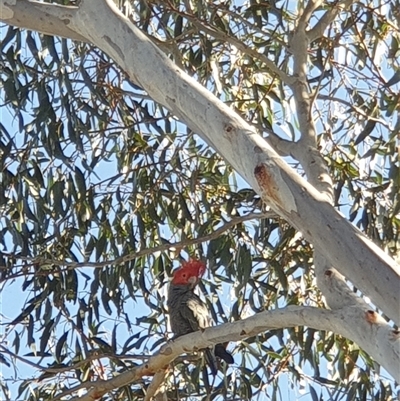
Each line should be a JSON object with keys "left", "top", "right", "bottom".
{"left": 171, "top": 259, "right": 206, "bottom": 287}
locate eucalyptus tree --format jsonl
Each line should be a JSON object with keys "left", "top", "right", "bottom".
{"left": 0, "top": 1, "right": 399, "bottom": 400}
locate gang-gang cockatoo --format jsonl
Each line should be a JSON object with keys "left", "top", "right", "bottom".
{"left": 167, "top": 259, "right": 234, "bottom": 375}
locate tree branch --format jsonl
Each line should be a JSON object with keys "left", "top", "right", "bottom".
{"left": 288, "top": 0, "right": 333, "bottom": 198}
{"left": 59, "top": 305, "right": 399, "bottom": 400}
{"left": 0, "top": 212, "right": 273, "bottom": 276}
{"left": 307, "top": 0, "right": 355, "bottom": 43}
{"left": 0, "top": 0, "right": 87, "bottom": 42}
{"left": 178, "top": 10, "right": 294, "bottom": 86}
{"left": 314, "top": 254, "right": 365, "bottom": 310}
{"left": 1, "top": 0, "right": 399, "bottom": 325}
{"left": 297, "top": 0, "right": 323, "bottom": 32}
{"left": 144, "top": 370, "right": 167, "bottom": 401}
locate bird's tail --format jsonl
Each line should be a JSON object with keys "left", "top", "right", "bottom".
{"left": 204, "top": 345, "right": 234, "bottom": 375}
{"left": 215, "top": 343, "right": 234, "bottom": 364}
{"left": 204, "top": 348, "right": 218, "bottom": 376}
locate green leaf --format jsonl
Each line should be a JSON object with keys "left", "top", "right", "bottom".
{"left": 40, "top": 318, "right": 55, "bottom": 354}
{"left": 55, "top": 331, "right": 69, "bottom": 363}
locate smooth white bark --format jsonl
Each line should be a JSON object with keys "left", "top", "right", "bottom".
{"left": 0, "top": 0, "right": 86, "bottom": 42}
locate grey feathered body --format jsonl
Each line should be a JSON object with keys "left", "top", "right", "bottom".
{"left": 167, "top": 282, "right": 234, "bottom": 375}
{"left": 168, "top": 283, "right": 211, "bottom": 336}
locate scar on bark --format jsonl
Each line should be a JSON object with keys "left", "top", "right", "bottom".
{"left": 224, "top": 124, "right": 234, "bottom": 134}
{"left": 365, "top": 310, "right": 378, "bottom": 324}
{"left": 390, "top": 330, "right": 400, "bottom": 340}
{"left": 254, "top": 164, "right": 280, "bottom": 205}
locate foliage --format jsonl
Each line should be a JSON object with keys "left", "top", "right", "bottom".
{"left": 0, "top": 0, "right": 399, "bottom": 400}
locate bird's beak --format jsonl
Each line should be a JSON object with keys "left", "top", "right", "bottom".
{"left": 188, "top": 276, "right": 198, "bottom": 288}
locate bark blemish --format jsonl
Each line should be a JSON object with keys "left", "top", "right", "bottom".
{"left": 254, "top": 163, "right": 280, "bottom": 206}
{"left": 365, "top": 310, "right": 377, "bottom": 324}
{"left": 254, "top": 163, "right": 297, "bottom": 212}
{"left": 166, "top": 95, "right": 176, "bottom": 104}
{"left": 391, "top": 330, "right": 400, "bottom": 339}
{"left": 160, "top": 346, "right": 173, "bottom": 356}
{"left": 103, "top": 35, "right": 124, "bottom": 60}
{"left": 224, "top": 124, "right": 234, "bottom": 134}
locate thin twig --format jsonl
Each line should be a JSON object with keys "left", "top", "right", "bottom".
{"left": 0, "top": 212, "right": 274, "bottom": 276}
{"left": 307, "top": 0, "right": 354, "bottom": 42}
